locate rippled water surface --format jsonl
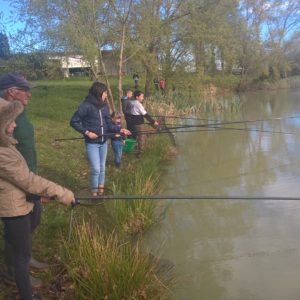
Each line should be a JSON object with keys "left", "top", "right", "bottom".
{"left": 144, "top": 89, "right": 300, "bottom": 300}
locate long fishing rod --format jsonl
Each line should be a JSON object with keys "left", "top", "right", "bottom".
{"left": 153, "top": 115, "right": 211, "bottom": 121}
{"left": 55, "top": 115, "right": 300, "bottom": 142}
{"left": 54, "top": 122, "right": 164, "bottom": 142}
{"left": 154, "top": 115, "right": 300, "bottom": 124}
{"left": 166, "top": 126, "right": 300, "bottom": 136}
{"left": 55, "top": 125, "right": 300, "bottom": 142}
{"left": 163, "top": 115, "right": 300, "bottom": 131}
{"left": 74, "top": 195, "right": 300, "bottom": 205}
{"left": 125, "top": 126, "right": 300, "bottom": 137}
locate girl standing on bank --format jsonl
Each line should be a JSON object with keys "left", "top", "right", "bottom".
{"left": 70, "top": 82, "right": 130, "bottom": 196}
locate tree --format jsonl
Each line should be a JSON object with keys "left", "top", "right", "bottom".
{"left": 264, "top": 0, "right": 300, "bottom": 79}
{"left": 0, "top": 32, "right": 10, "bottom": 58}
{"left": 7, "top": 0, "right": 300, "bottom": 97}
{"left": 108, "top": 0, "right": 134, "bottom": 112}
{"left": 235, "top": 0, "right": 269, "bottom": 88}
{"left": 11, "top": 0, "right": 116, "bottom": 110}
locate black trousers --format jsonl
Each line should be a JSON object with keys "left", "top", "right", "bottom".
{"left": 3, "top": 214, "right": 33, "bottom": 299}
{"left": 2, "top": 199, "right": 42, "bottom": 300}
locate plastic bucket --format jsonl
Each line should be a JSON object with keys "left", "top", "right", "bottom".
{"left": 123, "top": 138, "right": 137, "bottom": 153}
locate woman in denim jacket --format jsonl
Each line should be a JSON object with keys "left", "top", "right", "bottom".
{"left": 70, "top": 82, "right": 130, "bottom": 195}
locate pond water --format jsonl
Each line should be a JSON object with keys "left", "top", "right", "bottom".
{"left": 144, "top": 88, "right": 300, "bottom": 300}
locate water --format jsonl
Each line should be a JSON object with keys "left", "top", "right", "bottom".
{"left": 144, "top": 89, "right": 300, "bottom": 300}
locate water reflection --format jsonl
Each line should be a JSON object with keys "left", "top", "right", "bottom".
{"left": 144, "top": 89, "right": 300, "bottom": 299}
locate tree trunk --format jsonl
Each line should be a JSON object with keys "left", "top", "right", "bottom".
{"left": 144, "top": 67, "right": 152, "bottom": 98}
{"left": 118, "top": 24, "right": 126, "bottom": 113}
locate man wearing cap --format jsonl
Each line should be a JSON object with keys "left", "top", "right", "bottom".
{"left": 0, "top": 73, "right": 49, "bottom": 287}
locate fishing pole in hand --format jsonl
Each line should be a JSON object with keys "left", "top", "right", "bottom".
{"left": 55, "top": 115, "right": 300, "bottom": 142}
{"left": 72, "top": 194, "right": 300, "bottom": 206}
{"left": 54, "top": 125, "right": 300, "bottom": 142}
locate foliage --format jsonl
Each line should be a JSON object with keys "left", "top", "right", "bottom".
{"left": 0, "top": 32, "right": 10, "bottom": 58}
{"left": 62, "top": 220, "right": 171, "bottom": 299}
{"left": 0, "top": 52, "right": 63, "bottom": 79}
{"left": 108, "top": 142, "right": 166, "bottom": 235}
{"left": 2, "top": 0, "right": 300, "bottom": 93}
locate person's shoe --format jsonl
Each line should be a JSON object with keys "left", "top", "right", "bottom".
{"left": 98, "top": 186, "right": 104, "bottom": 196}
{"left": 29, "top": 257, "right": 49, "bottom": 269}
{"left": 30, "top": 275, "right": 43, "bottom": 288}
{"left": 0, "top": 265, "right": 43, "bottom": 288}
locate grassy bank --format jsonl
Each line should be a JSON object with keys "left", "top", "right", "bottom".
{"left": 0, "top": 79, "right": 175, "bottom": 299}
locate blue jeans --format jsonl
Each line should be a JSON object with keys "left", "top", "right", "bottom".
{"left": 85, "top": 142, "right": 108, "bottom": 192}
{"left": 111, "top": 140, "right": 124, "bottom": 167}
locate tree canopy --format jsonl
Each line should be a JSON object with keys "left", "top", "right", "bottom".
{"left": 3, "top": 0, "right": 300, "bottom": 92}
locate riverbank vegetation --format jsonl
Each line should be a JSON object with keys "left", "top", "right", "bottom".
{"left": 0, "top": 80, "right": 177, "bottom": 299}
{"left": 63, "top": 221, "right": 171, "bottom": 299}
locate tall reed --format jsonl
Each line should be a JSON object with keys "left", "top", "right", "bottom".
{"left": 147, "top": 91, "right": 243, "bottom": 115}
{"left": 111, "top": 171, "right": 159, "bottom": 235}
{"left": 107, "top": 136, "right": 170, "bottom": 235}
{"left": 62, "top": 220, "right": 171, "bottom": 299}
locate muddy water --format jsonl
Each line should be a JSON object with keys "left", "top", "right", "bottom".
{"left": 144, "top": 89, "right": 300, "bottom": 299}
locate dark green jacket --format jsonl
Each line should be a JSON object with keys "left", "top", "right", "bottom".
{"left": 14, "top": 110, "right": 37, "bottom": 172}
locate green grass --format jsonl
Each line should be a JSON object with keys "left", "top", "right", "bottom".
{"left": 63, "top": 220, "right": 171, "bottom": 299}
{"left": 1, "top": 79, "right": 175, "bottom": 299}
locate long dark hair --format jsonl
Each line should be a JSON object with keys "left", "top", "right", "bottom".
{"left": 89, "top": 82, "right": 107, "bottom": 100}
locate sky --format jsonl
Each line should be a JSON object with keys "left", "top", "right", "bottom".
{"left": 0, "top": 0, "right": 24, "bottom": 35}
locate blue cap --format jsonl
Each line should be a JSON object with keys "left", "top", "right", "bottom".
{"left": 0, "top": 73, "right": 33, "bottom": 90}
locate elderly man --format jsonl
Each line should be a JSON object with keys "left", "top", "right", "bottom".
{"left": 0, "top": 73, "right": 49, "bottom": 287}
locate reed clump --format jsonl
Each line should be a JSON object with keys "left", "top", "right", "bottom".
{"left": 62, "top": 220, "right": 171, "bottom": 299}
{"left": 147, "top": 91, "right": 243, "bottom": 115}
{"left": 108, "top": 150, "right": 164, "bottom": 235}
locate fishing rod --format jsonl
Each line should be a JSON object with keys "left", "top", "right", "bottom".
{"left": 54, "top": 122, "right": 166, "bottom": 142}
{"left": 165, "top": 126, "right": 300, "bottom": 136}
{"left": 55, "top": 125, "right": 300, "bottom": 142}
{"left": 55, "top": 115, "right": 300, "bottom": 142}
{"left": 153, "top": 115, "right": 211, "bottom": 121}
{"left": 119, "top": 126, "right": 300, "bottom": 137}
{"left": 73, "top": 195, "right": 300, "bottom": 206}
{"left": 162, "top": 115, "right": 300, "bottom": 131}
{"left": 154, "top": 115, "right": 300, "bottom": 124}
{"left": 68, "top": 193, "right": 300, "bottom": 239}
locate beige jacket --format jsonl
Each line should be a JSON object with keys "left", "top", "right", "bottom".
{"left": 0, "top": 101, "right": 74, "bottom": 217}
